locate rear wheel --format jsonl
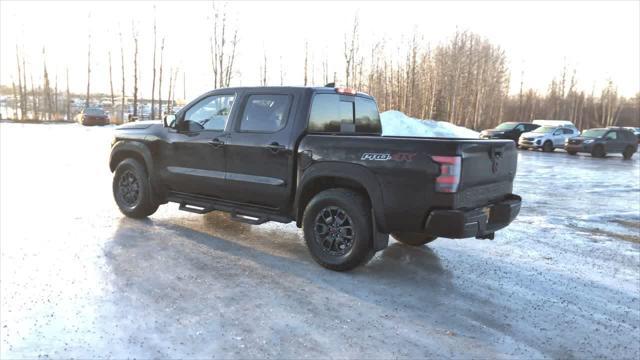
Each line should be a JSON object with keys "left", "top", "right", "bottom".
{"left": 302, "top": 189, "right": 374, "bottom": 271}
{"left": 113, "top": 158, "right": 159, "bottom": 218}
{"left": 591, "top": 145, "right": 606, "bottom": 158}
{"left": 542, "top": 141, "right": 554, "bottom": 152}
{"left": 623, "top": 146, "right": 635, "bottom": 160}
{"left": 392, "top": 232, "right": 437, "bottom": 246}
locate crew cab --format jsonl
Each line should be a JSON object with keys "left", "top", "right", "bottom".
{"left": 109, "top": 86, "right": 521, "bottom": 271}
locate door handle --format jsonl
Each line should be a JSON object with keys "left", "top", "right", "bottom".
{"left": 266, "top": 142, "right": 285, "bottom": 153}
{"left": 208, "top": 138, "right": 225, "bottom": 148}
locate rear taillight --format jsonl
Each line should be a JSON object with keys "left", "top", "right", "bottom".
{"left": 432, "top": 156, "right": 461, "bottom": 193}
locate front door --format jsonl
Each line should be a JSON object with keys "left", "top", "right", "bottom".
{"left": 159, "top": 93, "right": 236, "bottom": 198}
{"left": 223, "top": 93, "right": 296, "bottom": 211}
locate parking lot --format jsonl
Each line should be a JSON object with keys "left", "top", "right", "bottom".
{"left": 1, "top": 122, "right": 639, "bottom": 358}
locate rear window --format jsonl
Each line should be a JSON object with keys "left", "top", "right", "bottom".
{"left": 84, "top": 108, "right": 105, "bottom": 116}
{"left": 308, "top": 94, "right": 381, "bottom": 134}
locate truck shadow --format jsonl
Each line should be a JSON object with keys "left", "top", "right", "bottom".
{"left": 104, "top": 214, "right": 455, "bottom": 314}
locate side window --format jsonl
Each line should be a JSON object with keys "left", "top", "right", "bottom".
{"left": 529, "top": 124, "right": 540, "bottom": 131}
{"left": 515, "top": 124, "right": 525, "bottom": 131}
{"left": 562, "top": 128, "right": 574, "bottom": 135}
{"left": 355, "top": 97, "right": 382, "bottom": 134}
{"left": 309, "top": 94, "right": 382, "bottom": 134}
{"left": 239, "top": 94, "right": 291, "bottom": 132}
{"left": 184, "top": 94, "right": 235, "bottom": 131}
{"left": 309, "top": 94, "right": 352, "bottom": 133}
{"left": 605, "top": 131, "right": 617, "bottom": 140}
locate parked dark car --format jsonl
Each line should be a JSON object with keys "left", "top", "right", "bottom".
{"left": 480, "top": 122, "right": 539, "bottom": 143}
{"left": 76, "top": 107, "right": 110, "bottom": 126}
{"left": 109, "top": 86, "right": 521, "bottom": 271}
{"left": 565, "top": 128, "right": 638, "bottom": 159}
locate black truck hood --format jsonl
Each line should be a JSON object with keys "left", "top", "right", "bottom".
{"left": 116, "top": 120, "right": 162, "bottom": 130}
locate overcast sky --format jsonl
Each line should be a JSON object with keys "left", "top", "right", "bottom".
{"left": 1, "top": 0, "right": 638, "bottom": 101}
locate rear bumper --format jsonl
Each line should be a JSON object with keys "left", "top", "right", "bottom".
{"left": 424, "top": 194, "right": 521, "bottom": 239}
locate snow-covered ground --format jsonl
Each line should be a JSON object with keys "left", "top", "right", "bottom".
{"left": 1, "top": 123, "right": 639, "bottom": 358}
{"left": 381, "top": 110, "right": 480, "bottom": 138}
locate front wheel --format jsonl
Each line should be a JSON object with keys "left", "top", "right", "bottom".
{"left": 542, "top": 141, "right": 554, "bottom": 152}
{"left": 567, "top": 151, "right": 577, "bottom": 155}
{"left": 623, "top": 146, "right": 635, "bottom": 160}
{"left": 302, "top": 189, "right": 374, "bottom": 271}
{"left": 113, "top": 158, "right": 159, "bottom": 218}
{"left": 392, "top": 232, "right": 437, "bottom": 246}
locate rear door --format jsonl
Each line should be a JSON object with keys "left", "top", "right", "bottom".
{"left": 223, "top": 92, "right": 297, "bottom": 210}
{"left": 604, "top": 130, "right": 623, "bottom": 152}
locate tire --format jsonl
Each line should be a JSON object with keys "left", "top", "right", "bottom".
{"left": 302, "top": 188, "right": 374, "bottom": 271}
{"left": 112, "top": 158, "right": 159, "bottom": 218}
{"left": 623, "top": 146, "right": 635, "bottom": 160}
{"left": 591, "top": 145, "right": 606, "bottom": 158}
{"left": 567, "top": 151, "right": 577, "bottom": 155}
{"left": 392, "top": 232, "right": 437, "bottom": 246}
{"left": 542, "top": 141, "right": 554, "bottom": 152}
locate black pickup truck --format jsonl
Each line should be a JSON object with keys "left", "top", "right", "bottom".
{"left": 109, "top": 86, "right": 521, "bottom": 271}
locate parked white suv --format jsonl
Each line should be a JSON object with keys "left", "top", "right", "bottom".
{"left": 519, "top": 120, "right": 579, "bottom": 152}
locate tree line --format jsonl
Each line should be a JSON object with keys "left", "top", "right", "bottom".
{"left": 3, "top": 7, "right": 638, "bottom": 129}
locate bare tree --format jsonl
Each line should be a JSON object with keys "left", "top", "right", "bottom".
{"left": 167, "top": 68, "right": 173, "bottom": 113}
{"left": 86, "top": 16, "right": 91, "bottom": 108}
{"left": 108, "top": 50, "right": 115, "bottom": 116}
{"left": 15, "top": 45, "right": 25, "bottom": 120}
{"left": 150, "top": 7, "right": 157, "bottom": 120}
{"left": 158, "top": 37, "right": 165, "bottom": 118}
{"left": 42, "top": 47, "right": 53, "bottom": 120}
{"left": 30, "top": 73, "right": 38, "bottom": 120}
{"left": 303, "top": 40, "right": 308, "bottom": 86}
{"left": 119, "top": 28, "right": 126, "bottom": 123}
{"left": 132, "top": 22, "right": 139, "bottom": 119}
{"left": 279, "top": 56, "right": 285, "bottom": 86}
{"left": 54, "top": 73, "right": 59, "bottom": 119}
{"left": 66, "top": 67, "right": 70, "bottom": 121}
{"left": 260, "top": 49, "right": 267, "bottom": 86}
{"left": 343, "top": 14, "right": 359, "bottom": 87}
{"left": 210, "top": 2, "right": 239, "bottom": 88}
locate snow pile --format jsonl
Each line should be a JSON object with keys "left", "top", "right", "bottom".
{"left": 380, "top": 110, "right": 480, "bottom": 138}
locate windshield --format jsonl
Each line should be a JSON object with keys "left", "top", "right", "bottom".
{"left": 582, "top": 129, "right": 607, "bottom": 138}
{"left": 84, "top": 108, "right": 105, "bottom": 116}
{"left": 494, "top": 122, "right": 517, "bottom": 131}
{"left": 532, "top": 126, "right": 555, "bottom": 134}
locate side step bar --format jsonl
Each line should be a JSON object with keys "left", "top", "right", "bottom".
{"left": 169, "top": 191, "right": 292, "bottom": 225}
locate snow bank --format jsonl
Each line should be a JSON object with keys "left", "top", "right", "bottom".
{"left": 380, "top": 110, "right": 479, "bottom": 138}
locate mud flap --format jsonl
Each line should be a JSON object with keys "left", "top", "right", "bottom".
{"left": 372, "top": 209, "right": 389, "bottom": 251}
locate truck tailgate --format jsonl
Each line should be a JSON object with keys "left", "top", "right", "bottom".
{"left": 455, "top": 140, "right": 517, "bottom": 209}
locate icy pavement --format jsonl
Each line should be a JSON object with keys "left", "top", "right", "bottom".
{"left": 1, "top": 123, "right": 639, "bottom": 358}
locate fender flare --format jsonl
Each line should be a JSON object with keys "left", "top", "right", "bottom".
{"left": 294, "top": 162, "right": 388, "bottom": 233}
{"left": 109, "top": 140, "right": 155, "bottom": 175}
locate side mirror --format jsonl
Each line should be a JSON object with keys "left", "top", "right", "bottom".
{"left": 163, "top": 114, "right": 176, "bottom": 128}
